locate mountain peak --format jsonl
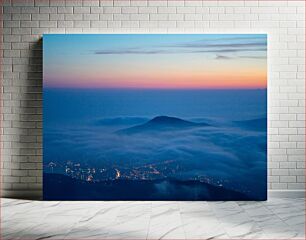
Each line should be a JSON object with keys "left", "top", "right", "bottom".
{"left": 116, "top": 116, "right": 210, "bottom": 135}
{"left": 149, "top": 116, "right": 190, "bottom": 124}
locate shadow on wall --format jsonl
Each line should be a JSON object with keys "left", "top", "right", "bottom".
{"left": 7, "top": 38, "right": 43, "bottom": 200}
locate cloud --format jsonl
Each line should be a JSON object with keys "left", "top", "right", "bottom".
{"left": 215, "top": 54, "right": 267, "bottom": 60}
{"left": 174, "top": 42, "right": 267, "bottom": 49}
{"left": 194, "top": 48, "right": 267, "bottom": 53}
{"left": 238, "top": 55, "right": 267, "bottom": 59}
{"left": 95, "top": 49, "right": 170, "bottom": 55}
{"left": 92, "top": 35, "right": 267, "bottom": 56}
{"left": 43, "top": 81, "right": 267, "bottom": 199}
{"left": 215, "top": 55, "right": 232, "bottom": 60}
{"left": 44, "top": 115, "right": 267, "bottom": 197}
{"left": 93, "top": 47, "right": 267, "bottom": 55}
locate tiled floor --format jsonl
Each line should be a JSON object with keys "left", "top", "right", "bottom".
{"left": 1, "top": 198, "right": 305, "bottom": 239}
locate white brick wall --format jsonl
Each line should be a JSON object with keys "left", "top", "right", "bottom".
{"left": 1, "top": 0, "right": 305, "bottom": 198}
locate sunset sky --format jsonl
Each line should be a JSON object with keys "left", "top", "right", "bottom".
{"left": 43, "top": 34, "right": 267, "bottom": 89}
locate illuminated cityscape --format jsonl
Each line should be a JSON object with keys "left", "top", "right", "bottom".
{"left": 44, "top": 160, "right": 249, "bottom": 195}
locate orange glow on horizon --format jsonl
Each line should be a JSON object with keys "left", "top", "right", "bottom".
{"left": 45, "top": 68, "right": 266, "bottom": 89}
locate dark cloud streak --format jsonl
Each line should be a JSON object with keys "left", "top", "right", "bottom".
{"left": 92, "top": 36, "right": 267, "bottom": 63}
{"left": 238, "top": 55, "right": 267, "bottom": 59}
{"left": 95, "top": 49, "right": 170, "bottom": 55}
{"left": 94, "top": 48, "right": 267, "bottom": 55}
{"left": 215, "top": 55, "right": 232, "bottom": 60}
{"left": 172, "top": 42, "right": 267, "bottom": 49}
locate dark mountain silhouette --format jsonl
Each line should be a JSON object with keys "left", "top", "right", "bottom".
{"left": 44, "top": 173, "right": 255, "bottom": 201}
{"left": 234, "top": 118, "right": 267, "bottom": 131}
{"left": 116, "top": 116, "right": 210, "bottom": 134}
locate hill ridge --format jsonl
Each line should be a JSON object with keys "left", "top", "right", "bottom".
{"left": 116, "top": 115, "right": 210, "bottom": 134}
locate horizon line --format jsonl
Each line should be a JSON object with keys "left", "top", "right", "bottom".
{"left": 43, "top": 86, "right": 267, "bottom": 90}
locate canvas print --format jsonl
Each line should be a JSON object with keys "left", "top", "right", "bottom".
{"left": 43, "top": 34, "right": 267, "bottom": 200}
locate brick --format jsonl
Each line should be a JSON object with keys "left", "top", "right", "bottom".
{"left": 234, "top": 7, "right": 251, "bottom": 13}
{"left": 90, "top": 21, "right": 107, "bottom": 28}
{"left": 99, "top": 14, "right": 113, "bottom": 20}
{"left": 21, "top": 21, "right": 39, "bottom": 28}
{"left": 32, "top": 13, "right": 49, "bottom": 20}
{"left": 103, "top": 6, "right": 121, "bottom": 13}
{"left": 65, "top": 0, "right": 82, "bottom": 6}
{"left": 121, "top": 7, "right": 138, "bottom": 14}
{"left": 107, "top": 20, "right": 121, "bottom": 28}
{"left": 83, "top": 0, "right": 99, "bottom": 6}
{"left": 139, "top": 21, "right": 158, "bottom": 28}
{"left": 297, "top": 162, "right": 305, "bottom": 168}
{"left": 99, "top": 0, "right": 113, "bottom": 6}
{"left": 185, "top": 14, "right": 202, "bottom": 21}
{"left": 39, "top": 21, "right": 57, "bottom": 28}
{"left": 90, "top": 6, "right": 104, "bottom": 13}
{"left": 202, "top": 14, "right": 218, "bottom": 20}
{"left": 279, "top": 7, "right": 297, "bottom": 14}
{"left": 158, "top": 7, "right": 176, "bottom": 14}
{"left": 49, "top": 0, "right": 65, "bottom": 6}
{"left": 121, "top": 20, "right": 139, "bottom": 28}
{"left": 12, "top": 170, "right": 28, "bottom": 177}
{"left": 50, "top": 14, "right": 65, "bottom": 20}
{"left": 297, "top": 176, "right": 305, "bottom": 183}
{"left": 218, "top": 0, "right": 244, "bottom": 6}
{"left": 288, "top": 183, "right": 305, "bottom": 189}
{"left": 35, "top": 0, "right": 49, "bottom": 6}
{"left": 177, "top": 7, "right": 196, "bottom": 14}
{"left": 4, "top": 50, "right": 20, "bottom": 57}
{"left": 74, "top": 21, "right": 90, "bottom": 28}
{"left": 158, "top": 21, "right": 176, "bottom": 28}
{"left": 12, "top": 13, "right": 31, "bottom": 20}
{"left": 219, "top": 14, "right": 244, "bottom": 20}
{"left": 168, "top": 14, "right": 184, "bottom": 21}
{"left": 12, "top": 0, "right": 34, "bottom": 7}
{"left": 271, "top": 183, "right": 287, "bottom": 189}
{"left": 131, "top": 0, "right": 147, "bottom": 6}
{"left": 280, "top": 176, "right": 296, "bottom": 183}
{"left": 11, "top": 28, "right": 31, "bottom": 35}
{"left": 113, "top": 14, "right": 129, "bottom": 20}
{"left": 21, "top": 6, "right": 39, "bottom": 13}
{"left": 83, "top": 13, "right": 99, "bottom": 20}
{"left": 138, "top": 7, "right": 157, "bottom": 14}
{"left": 269, "top": 176, "right": 279, "bottom": 183}
{"left": 12, "top": 43, "right": 30, "bottom": 50}
{"left": 130, "top": 14, "right": 149, "bottom": 21}
{"left": 57, "top": 6, "right": 73, "bottom": 14}
{"left": 20, "top": 176, "right": 37, "bottom": 183}
{"left": 195, "top": 7, "right": 209, "bottom": 14}
{"left": 4, "top": 20, "right": 20, "bottom": 28}
{"left": 280, "top": 162, "right": 296, "bottom": 169}
{"left": 148, "top": 0, "right": 167, "bottom": 7}
{"left": 272, "top": 169, "right": 289, "bottom": 176}
{"left": 209, "top": 7, "right": 225, "bottom": 13}
{"left": 287, "top": 149, "right": 305, "bottom": 155}
{"left": 74, "top": 7, "right": 90, "bottom": 14}
{"left": 65, "top": 14, "right": 83, "bottom": 20}
{"left": 168, "top": 1, "right": 184, "bottom": 7}
{"left": 210, "top": 21, "right": 234, "bottom": 28}
{"left": 177, "top": 21, "right": 195, "bottom": 28}
{"left": 114, "top": 0, "right": 130, "bottom": 6}
{"left": 4, "top": 176, "right": 20, "bottom": 183}
{"left": 58, "top": 20, "right": 73, "bottom": 28}
{"left": 289, "top": 169, "right": 305, "bottom": 176}
{"left": 150, "top": 14, "right": 168, "bottom": 21}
